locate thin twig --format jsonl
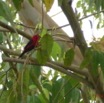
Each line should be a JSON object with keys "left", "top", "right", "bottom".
{"left": 13, "top": 10, "right": 104, "bottom": 31}
{"left": 51, "top": 11, "right": 62, "bottom": 17}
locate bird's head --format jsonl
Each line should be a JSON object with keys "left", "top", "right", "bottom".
{"left": 32, "top": 34, "right": 40, "bottom": 41}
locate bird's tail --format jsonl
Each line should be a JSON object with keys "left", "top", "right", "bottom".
{"left": 19, "top": 51, "right": 25, "bottom": 58}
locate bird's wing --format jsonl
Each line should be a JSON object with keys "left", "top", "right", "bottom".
{"left": 24, "top": 40, "right": 34, "bottom": 51}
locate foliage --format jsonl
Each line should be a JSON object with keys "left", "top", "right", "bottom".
{"left": 0, "top": 0, "right": 104, "bottom": 103}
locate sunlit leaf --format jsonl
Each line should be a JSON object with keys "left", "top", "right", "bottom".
{"left": 40, "top": 28, "right": 47, "bottom": 37}
{"left": 51, "top": 42, "right": 61, "bottom": 60}
{"left": 40, "top": 34, "right": 53, "bottom": 56}
{"left": 43, "top": 0, "right": 54, "bottom": 11}
{"left": 37, "top": 34, "right": 53, "bottom": 64}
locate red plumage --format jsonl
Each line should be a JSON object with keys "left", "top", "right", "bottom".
{"left": 19, "top": 34, "right": 40, "bottom": 58}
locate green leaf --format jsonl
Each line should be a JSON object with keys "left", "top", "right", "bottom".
{"left": 27, "top": 95, "right": 41, "bottom": 103}
{"left": 40, "top": 34, "right": 53, "bottom": 56}
{"left": 50, "top": 78, "right": 64, "bottom": 103}
{"left": 91, "top": 50, "right": 99, "bottom": 76}
{"left": 43, "top": 0, "right": 54, "bottom": 11}
{"left": 76, "top": 0, "right": 81, "bottom": 8}
{"left": 70, "top": 88, "right": 80, "bottom": 103}
{"left": 0, "top": 1, "right": 13, "bottom": 23}
{"left": 37, "top": 34, "right": 54, "bottom": 64}
{"left": 36, "top": 49, "right": 49, "bottom": 64}
{"left": 51, "top": 42, "right": 61, "bottom": 60}
{"left": 12, "top": 0, "right": 23, "bottom": 11}
{"left": 31, "top": 65, "right": 41, "bottom": 78}
{"left": 64, "top": 48, "right": 75, "bottom": 66}
{"left": 80, "top": 48, "right": 92, "bottom": 69}
{"left": 64, "top": 79, "right": 80, "bottom": 103}
{"left": 38, "top": 94, "right": 47, "bottom": 103}
{"left": 99, "top": 52, "right": 104, "bottom": 74}
{"left": 40, "top": 28, "right": 47, "bottom": 37}
{"left": 23, "top": 67, "right": 30, "bottom": 93}
{"left": 43, "top": 82, "right": 52, "bottom": 92}
{"left": 95, "top": 0, "right": 101, "bottom": 11}
{"left": 58, "top": 0, "right": 63, "bottom": 6}
{"left": 28, "top": 0, "right": 34, "bottom": 7}
{"left": 29, "top": 85, "right": 36, "bottom": 90}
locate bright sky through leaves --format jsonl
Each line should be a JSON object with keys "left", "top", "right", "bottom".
{"left": 48, "top": 0, "right": 104, "bottom": 44}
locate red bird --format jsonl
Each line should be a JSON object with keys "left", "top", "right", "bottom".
{"left": 19, "top": 34, "right": 40, "bottom": 58}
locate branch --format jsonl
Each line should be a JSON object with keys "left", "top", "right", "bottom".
{"left": 50, "top": 60, "right": 88, "bottom": 77}
{"left": 0, "top": 36, "right": 92, "bottom": 88}
{"left": 2, "top": 57, "right": 93, "bottom": 88}
{"left": 0, "top": 45, "right": 20, "bottom": 56}
{"left": 0, "top": 45, "right": 89, "bottom": 79}
{"left": 61, "top": 0, "right": 87, "bottom": 56}
{"left": 0, "top": 21, "right": 31, "bottom": 40}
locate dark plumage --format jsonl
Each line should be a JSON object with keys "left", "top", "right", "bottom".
{"left": 19, "top": 34, "right": 40, "bottom": 58}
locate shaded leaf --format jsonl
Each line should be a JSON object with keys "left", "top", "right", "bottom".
{"left": 12, "top": 0, "right": 23, "bottom": 11}
{"left": 64, "top": 83, "right": 80, "bottom": 103}
{"left": 50, "top": 78, "right": 64, "bottom": 103}
{"left": 43, "top": 82, "right": 52, "bottom": 92}
{"left": 80, "top": 48, "right": 92, "bottom": 69}
{"left": 99, "top": 52, "right": 104, "bottom": 73}
{"left": 36, "top": 49, "right": 49, "bottom": 64}
{"left": 28, "top": 0, "right": 34, "bottom": 7}
{"left": 27, "top": 95, "right": 41, "bottom": 103}
{"left": 37, "top": 34, "right": 53, "bottom": 64}
{"left": 64, "top": 48, "right": 75, "bottom": 66}
{"left": 31, "top": 65, "right": 41, "bottom": 78}
{"left": 0, "top": 1, "right": 13, "bottom": 23}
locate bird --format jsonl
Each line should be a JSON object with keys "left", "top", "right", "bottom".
{"left": 19, "top": 34, "right": 40, "bottom": 58}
